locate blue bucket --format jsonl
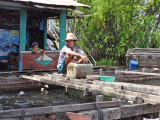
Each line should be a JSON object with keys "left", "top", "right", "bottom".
{"left": 129, "top": 60, "right": 138, "bottom": 71}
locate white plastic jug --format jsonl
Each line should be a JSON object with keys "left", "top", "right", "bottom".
{"left": 67, "top": 63, "right": 93, "bottom": 78}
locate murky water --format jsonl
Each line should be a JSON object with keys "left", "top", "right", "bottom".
{"left": 0, "top": 88, "right": 112, "bottom": 111}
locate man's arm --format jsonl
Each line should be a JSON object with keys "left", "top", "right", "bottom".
{"left": 68, "top": 51, "right": 88, "bottom": 62}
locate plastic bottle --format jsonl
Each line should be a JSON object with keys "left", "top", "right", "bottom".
{"left": 67, "top": 63, "right": 93, "bottom": 79}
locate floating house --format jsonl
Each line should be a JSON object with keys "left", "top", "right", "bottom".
{"left": 0, "top": 0, "right": 89, "bottom": 72}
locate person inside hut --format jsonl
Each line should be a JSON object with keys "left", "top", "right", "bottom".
{"left": 8, "top": 51, "right": 19, "bottom": 71}
{"left": 57, "top": 33, "right": 88, "bottom": 75}
{"left": 46, "top": 35, "right": 56, "bottom": 51}
{"left": 8, "top": 43, "right": 19, "bottom": 71}
{"left": 29, "top": 42, "right": 45, "bottom": 61}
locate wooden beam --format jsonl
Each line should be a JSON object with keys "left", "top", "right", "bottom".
{"left": 20, "top": 8, "right": 27, "bottom": 50}
{"left": 44, "top": 17, "right": 47, "bottom": 50}
{"left": 80, "top": 107, "right": 121, "bottom": 120}
{"left": 19, "top": 8, "right": 27, "bottom": 71}
{"left": 80, "top": 103, "right": 160, "bottom": 119}
{"left": 0, "top": 101, "right": 125, "bottom": 119}
{"left": 120, "top": 71, "right": 160, "bottom": 76}
{"left": 21, "top": 75, "right": 160, "bottom": 104}
{"left": 92, "top": 80, "right": 160, "bottom": 96}
{"left": 60, "top": 11, "right": 66, "bottom": 49}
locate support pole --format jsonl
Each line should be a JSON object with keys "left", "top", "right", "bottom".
{"left": 44, "top": 18, "right": 47, "bottom": 50}
{"left": 19, "top": 8, "right": 27, "bottom": 71}
{"left": 60, "top": 11, "right": 66, "bottom": 50}
{"left": 96, "top": 95, "right": 104, "bottom": 102}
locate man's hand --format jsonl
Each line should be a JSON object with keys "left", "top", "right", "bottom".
{"left": 80, "top": 54, "right": 88, "bottom": 63}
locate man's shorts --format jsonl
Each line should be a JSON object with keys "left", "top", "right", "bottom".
{"left": 58, "top": 58, "right": 66, "bottom": 74}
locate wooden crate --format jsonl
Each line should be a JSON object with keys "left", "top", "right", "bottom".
{"left": 126, "top": 48, "right": 160, "bottom": 68}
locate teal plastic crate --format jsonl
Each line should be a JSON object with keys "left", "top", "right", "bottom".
{"left": 100, "top": 76, "right": 116, "bottom": 82}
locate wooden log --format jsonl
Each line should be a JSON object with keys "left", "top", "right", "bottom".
{"left": 121, "top": 103, "right": 160, "bottom": 118}
{"left": 80, "top": 107, "right": 121, "bottom": 120}
{"left": 0, "top": 101, "right": 125, "bottom": 119}
{"left": 92, "top": 80, "right": 160, "bottom": 96}
{"left": 120, "top": 71, "right": 160, "bottom": 77}
{"left": 86, "top": 75, "right": 100, "bottom": 80}
{"left": 80, "top": 103, "right": 160, "bottom": 119}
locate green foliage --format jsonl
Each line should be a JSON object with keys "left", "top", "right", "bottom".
{"left": 97, "top": 58, "right": 118, "bottom": 66}
{"left": 76, "top": 0, "right": 160, "bottom": 66}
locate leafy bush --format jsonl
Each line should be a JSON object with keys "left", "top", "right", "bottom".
{"left": 76, "top": 0, "right": 160, "bottom": 66}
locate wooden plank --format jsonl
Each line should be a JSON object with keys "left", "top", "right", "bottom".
{"left": 121, "top": 103, "right": 160, "bottom": 118}
{"left": 21, "top": 75, "right": 160, "bottom": 104}
{"left": 86, "top": 75, "right": 100, "bottom": 80}
{"left": 44, "top": 17, "right": 47, "bottom": 50}
{"left": 0, "top": 101, "right": 125, "bottom": 119}
{"left": 80, "top": 103, "right": 160, "bottom": 119}
{"left": 120, "top": 71, "right": 160, "bottom": 76}
{"left": 60, "top": 11, "right": 66, "bottom": 49}
{"left": 30, "top": 75, "right": 142, "bottom": 103}
{"left": 92, "top": 80, "right": 160, "bottom": 96}
{"left": 92, "top": 81, "right": 160, "bottom": 103}
{"left": 80, "top": 107, "right": 121, "bottom": 120}
{"left": 19, "top": 8, "right": 27, "bottom": 71}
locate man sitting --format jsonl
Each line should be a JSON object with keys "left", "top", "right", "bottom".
{"left": 57, "top": 33, "right": 88, "bottom": 75}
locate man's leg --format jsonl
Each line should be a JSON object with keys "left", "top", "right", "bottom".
{"left": 65, "top": 54, "right": 72, "bottom": 67}
{"left": 58, "top": 54, "right": 73, "bottom": 74}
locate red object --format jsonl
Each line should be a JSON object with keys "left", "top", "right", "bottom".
{"left": 22, "top": 51, "right": 59, "bottom": 70}
{"left": 65, "top": 112, "right": 91, "bottom": 120}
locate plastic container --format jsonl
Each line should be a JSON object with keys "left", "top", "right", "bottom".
{"left": 67, "top": 63, "right": 93, "bottom": 79}
{"left": 129, "top": 60, "right": 138, "bottom": 71}
{"left": 100, "top": 76, "right": 116, "bottom": 82}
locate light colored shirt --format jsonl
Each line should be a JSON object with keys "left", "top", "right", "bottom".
{"left": 57, "top": 44, "right": 84, "bottom": 69}
{"left": 47, "top": 39, "right": 56, "bottom": 51}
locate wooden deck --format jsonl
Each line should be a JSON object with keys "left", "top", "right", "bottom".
{"left": 0, "top": 71, "right": 159, "bottom": 119}
{"left": 21, "top": 73, "right": 160, "bottom": 105}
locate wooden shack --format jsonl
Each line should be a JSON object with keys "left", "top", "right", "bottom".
{"left": 0, "top": 0, "right": 89, "bottom": 72}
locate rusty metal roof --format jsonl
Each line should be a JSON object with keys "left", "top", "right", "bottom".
{"left": 13, "top": 0, "right": 89, "bottom": 8}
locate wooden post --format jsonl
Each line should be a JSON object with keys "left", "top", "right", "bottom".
{"left": 96, "top": 95, "right": 103, "bottom": 102}
{"left": 44, "top": 17, "right": 47, "bottom": 50}
{"left": 19, "top": 8, "right": 27, "bottom": 71}
{"left": 100, "top": 68, "right": 103, "bottom": 75}
{"left": 60, "top": 11, "right": 66, "bottom": 50}
{"left": 135, "top": 97, "right": 144, "bottom": 120}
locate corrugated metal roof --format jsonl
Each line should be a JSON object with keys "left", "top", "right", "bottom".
{"left": 14, "top": 0, "right": 89, "bottom": 8}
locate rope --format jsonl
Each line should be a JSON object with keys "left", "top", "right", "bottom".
{"left": 95, "top": 102, "right": 104, "bottom": 120}
{"left": 21, "top": 109, "right": 26, "bottom": 120}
